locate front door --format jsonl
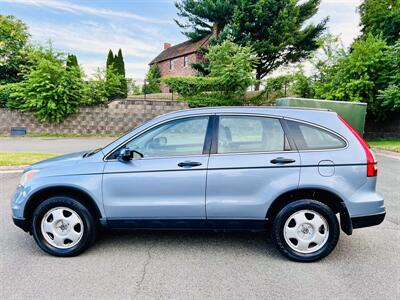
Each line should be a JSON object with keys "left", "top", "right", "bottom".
{"left": 206, "top": 115, "right": 301, "bottom": 222}
{"left": 103, "top": 116, "right": 211, "bottom": 224}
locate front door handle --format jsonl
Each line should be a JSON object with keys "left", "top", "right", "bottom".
{"left": 178, "top": 161, "right": 202, "bottom": 167}
{"left": 270, "top": 157, "right": 296, "bottom": 164}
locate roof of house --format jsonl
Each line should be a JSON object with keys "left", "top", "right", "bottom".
{"left": 150, "top": 35, "right": 211, "bottom": 64}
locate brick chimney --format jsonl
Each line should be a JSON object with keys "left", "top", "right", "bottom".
{"left": 164, "top": 42, "right": 172, "bottom": 50}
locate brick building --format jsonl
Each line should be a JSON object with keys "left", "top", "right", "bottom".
{"left": 149, "top": 35, "right": 212, "bottom": 93}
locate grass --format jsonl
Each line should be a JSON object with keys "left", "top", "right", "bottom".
{"left": 368, "top": 139, "right": 400, "bottom": 153}
{"left": 0, "top": 133, "right": 120, "bottom": 138}
{"left": 0, "top": 152, "right": 57, "bottom": 166}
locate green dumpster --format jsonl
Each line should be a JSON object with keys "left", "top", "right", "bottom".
{"left": 276, "top": 97, "right": 367, "bottom": 135}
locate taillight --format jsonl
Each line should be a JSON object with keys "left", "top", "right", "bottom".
{"left": 337, "top": 115, "right": 377, "bottom": 177}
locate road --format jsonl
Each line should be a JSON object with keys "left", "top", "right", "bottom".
{"left": 0, "top": 154, "right": 399, "bottom": 299}
{"left": 0, "top": 137, "right": 115, "bottom": 154}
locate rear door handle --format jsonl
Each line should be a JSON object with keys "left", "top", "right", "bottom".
{"left": 270, "top": 157, "right": 296, "bottom": 164}
{"left": 178, "top": 161, "right": 202, "bottom": 167}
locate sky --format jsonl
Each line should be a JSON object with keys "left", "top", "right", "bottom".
{"left": 0, "top": 0, "right": 363, "bottom": 82}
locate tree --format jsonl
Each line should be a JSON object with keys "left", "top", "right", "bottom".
{"left": 126, "top": 78, "right": 141, "bottom": 95}
{"left": 106, "top": 49, "right": 115, "bottom": 88}
{"left": 0, "top": 83, "right": 22, "bottom": 108}
{"left": 175, "top": 0, "right": 327, "bottom": 90}
{"left": 205, "top": 40, "right": 257, "bottom": 94}
{"left": 106, "top": 49, "right": 114, "bottom": 70}
{"left": 175, "top": 0, "right": 238, "bottom": 40}
{"left": 66, "top": 54, "right": 79, "bottom": 69}
{"left": 291, "top": 69, "right": 316, "bottom": 99}
{"left": 163, "top": 40, "right": 257, "bottom": 106}
{"left": 105, "top": 49, "right": 127, "bottom": 99}
{"left": 359, "top": 0, "right": 400, "bottom": 45}
{"left": 82, "top": 67, "right": 124, "bottom": 105}
{"left": 15, "top": 47, "right": 85, "bottom": 122}
{"left": 313, "top": 35, "right": 391, "bottom": 119}
{"left": 377, "top": 42, "right": 400, "bottom": 112}
{"left": 230, "top": 0, "right": 327, "bottom": 90}
{"left": 114, "top": 49, "right": 128, "bottom": 98}
{"left": 0, "top": 15, "right": 30, "bottom": 84}
{"left": 310, "top": 34, "right": 347, "bottom": 77}
{"left": 143, "top": 65, "right": 161, "bottom": 94}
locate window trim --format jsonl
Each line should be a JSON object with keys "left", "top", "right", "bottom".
{"left": 183, "top": 55, "right": 189, "bottom": 67}
{"left": 169, "top": 59, "right": 174, "bottom": 70}
{"left": 211, "top": 114, "right": 292, "bottom": 156}
{"left": 104, "top": 114, "right": 214, "bottom": 161}
{"left": 282, "top": 117, "right": 348, "bottom": 152}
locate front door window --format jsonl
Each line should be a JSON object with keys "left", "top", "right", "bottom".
{"left": 124, "top": 116, "right": 209, "bottom": 158}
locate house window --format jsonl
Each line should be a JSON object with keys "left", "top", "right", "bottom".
{"left": 169, "top": 59, "right": 174, "bottom": 71}
{"left": 183, "top": 55, "right": 189, "bottom": 67}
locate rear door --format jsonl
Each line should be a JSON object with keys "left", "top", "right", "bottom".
{"left": 206, "top": 114, "right": 301, "bottom": 222}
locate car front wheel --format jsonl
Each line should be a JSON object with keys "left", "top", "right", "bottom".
{"left": 272, "top": 199, "right": 340, "bottom": 262}
{"left": 31, "top": 196, "right": 97, "bottom": 257}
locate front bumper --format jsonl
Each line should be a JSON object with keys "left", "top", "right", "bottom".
{"left": 12, "top": 217, "right": 29, "bottom": 232}
{"left": 351, "top": 212, "right": 386, "bottom": 229}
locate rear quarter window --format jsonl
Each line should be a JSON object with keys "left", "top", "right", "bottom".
{"left": 286, "top": 120, "right": 346, "bottom": 150}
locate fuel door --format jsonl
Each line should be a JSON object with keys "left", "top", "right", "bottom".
{"left": 318, "top": 160, "right": 335, "bottom": 177}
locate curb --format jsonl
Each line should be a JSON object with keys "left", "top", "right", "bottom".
{"left": 0, "top": 166, "right": 25, "bottom": 173}
{"left": 373, "top": 148, "right": 400, "bottom": 160}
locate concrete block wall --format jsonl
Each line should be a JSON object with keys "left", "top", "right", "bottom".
{"left": 0, "top": 99, "right": 188, "bottom": 135}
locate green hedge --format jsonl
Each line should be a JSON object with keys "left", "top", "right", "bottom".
{"left": 162, "top": 76, "right": 223, "bottom": 97}
{"left": 0, "top": 83, "right": 23, "bottom": 109}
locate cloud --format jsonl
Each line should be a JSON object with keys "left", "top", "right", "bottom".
{"left": 82, "top": 59, "right": 149, "bottom": 79}
{"left": 328, "top": 20, "right": 361, "bottom": 46}
{"left": 322, "top": 0, "right": 361, "bottom": 4}
{"left": 312, "top": 0, "right": 361, "bottom": 47}
{"left": 29, "top": 21, "right": 159, "bottom": 58}
{"left": 0, "top": 0, "right": 172, "bottom": 24}
{"left": 25, "top": 20, "right": 157, "bottom": 79}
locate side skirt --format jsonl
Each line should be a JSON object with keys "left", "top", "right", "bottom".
{"left": 106, "top": 219, "right": 268, "bottom": 231}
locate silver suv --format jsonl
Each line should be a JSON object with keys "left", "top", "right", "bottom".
{"left": 11, "top": 107, "right": 385, "bottom": 261}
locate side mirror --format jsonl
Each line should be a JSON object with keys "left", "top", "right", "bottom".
{"left": 119, "top": 148, "right": 132, "bottom": 161}
{"left": 118, "top": 148, "right": 143, "bottom": 162}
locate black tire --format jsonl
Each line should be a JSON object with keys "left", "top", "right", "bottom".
{"left": 271, "top": 199, "right": 340, "bottom": 262}
{"left": 31, "top": 196, "right": 97, "bottom": 257}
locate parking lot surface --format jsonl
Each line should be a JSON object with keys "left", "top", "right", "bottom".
{"left": 0, "top": 154, "right": 399, "bottom": 299}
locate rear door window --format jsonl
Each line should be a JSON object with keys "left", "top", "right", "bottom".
{"left": 286, "top": 120, "right": 346, "bottom": 150}
{"left": 217, "top": 116, "right": 288, "bottom": 154}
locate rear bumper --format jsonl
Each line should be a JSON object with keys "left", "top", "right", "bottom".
{"left": 351, "top": 212, "right": 386, "bottom": 229}
{"left": 12, "top": 217, "right": 29, "bottom": 232}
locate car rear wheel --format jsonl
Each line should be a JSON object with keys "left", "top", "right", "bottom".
{"left": 31, "top": 196, "right": 97, "bottom": 257}
{"left": 272, "top": 199, "right": 340, "bottom": 262}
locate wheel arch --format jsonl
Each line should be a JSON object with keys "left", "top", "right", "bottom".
{"left": 266, "top": 188, "right": 352, "bottom": 235}
{"left": 24, "top": 186, "right": 103, "bottom": 230}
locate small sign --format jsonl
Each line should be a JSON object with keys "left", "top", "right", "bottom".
{"left": 10, "top": 127, "right": 27, "bottom": 136}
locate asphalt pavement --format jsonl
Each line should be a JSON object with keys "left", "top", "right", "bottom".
{"left": 0, "top": 153, "right": 399, "bottom": 299}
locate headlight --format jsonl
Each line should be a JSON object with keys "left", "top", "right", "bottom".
{"left": 20, "top": 170, "right": 39, "bottom": 186}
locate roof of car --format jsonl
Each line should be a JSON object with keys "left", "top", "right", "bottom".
{"left": 160, "top": 106, "right": 333, "bottom": 118}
